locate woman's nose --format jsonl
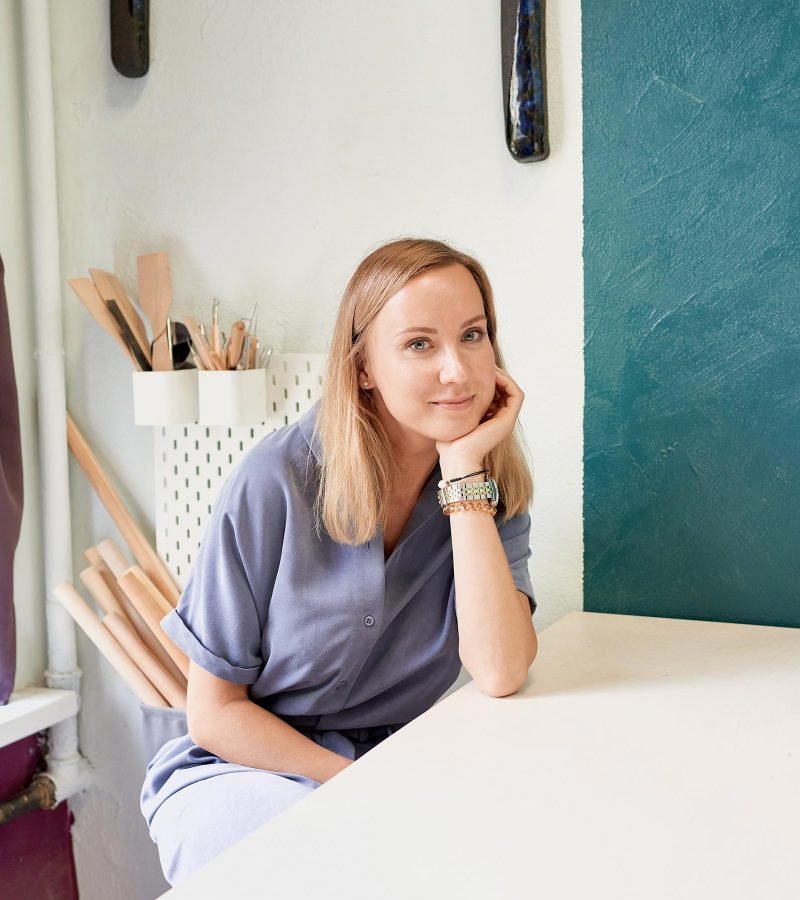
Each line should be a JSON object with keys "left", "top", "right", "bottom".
{"left": 438, "top": 346, "right": 469, "bottom": 383}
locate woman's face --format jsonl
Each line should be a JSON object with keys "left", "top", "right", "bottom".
{"left": 360, "top": 263, "right": 498, "bottom": 452}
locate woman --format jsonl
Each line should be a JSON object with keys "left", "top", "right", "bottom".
{"left": 140, "top": 237, "right": 538, "bottom": 885}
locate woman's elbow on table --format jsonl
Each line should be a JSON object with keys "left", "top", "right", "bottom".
{"left": 475, "top": 639, "right": 538, "bottom": 697}
{"left": 475, "top": 662, "right": 534, "bottom": 698}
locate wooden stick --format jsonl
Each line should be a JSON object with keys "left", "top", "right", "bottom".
{"left": 103, "top": 612, "right": 187, "bottom": 710}
{"left": 66, "top": 413, "right": 180, "bottom": 606}
{"left": 96, "top": 537, "right": 130, "bottom": 579}
{"left": 125, "top": 565, "right": 173, "bottom": 617}
{"left": 83, "top": 553, "right": 187, "bottom": 688}
{"left": 79, "top": 566, "right": 126, "bottom": 619}
{"left": 84, "top": 547, "right": 133, "bottom": 611}
{"left": 54, "top": 581, "right": 168, "bottom": 708}
{"left": 118, "top": 570, "right": 190, "bottom": 679}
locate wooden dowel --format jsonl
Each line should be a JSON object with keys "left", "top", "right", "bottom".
{"left": 84, "top": 546, "right": 139, "bottom": 613}
{"left": 54, "top": 581, "right": 168, "bottom": 708}
{"left": 96, "top": 538, "right": 130, "bottom": 579}
{"left": 103, "top": 612, "right": 187, "bottom": 710}
{"left": 79, "top": 566, "right": 126, "bottom": 619}
{"left": 125, "top": 565, "right": 173, "bottom": 617}
{"left": 84, "top": 555, "right": 187, "bottom": 688}
{"left": 66, "top": 413, "right": 180, "bottom": 606}
{"left": 118, "top": 570, "right": 190, "bottom": 679}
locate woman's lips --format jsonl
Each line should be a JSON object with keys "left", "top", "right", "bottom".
{"left": 432, "top": 396, "right": 474, "bottom": 410}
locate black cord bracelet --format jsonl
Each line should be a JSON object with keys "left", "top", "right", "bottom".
{"left": 446, "top": 468, "right": 489, "bottom": 484}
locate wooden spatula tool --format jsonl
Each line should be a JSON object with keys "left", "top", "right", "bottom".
{"left": 68, "top": 277, "right": 138, "bottom": 368}
{"left": 137, "top": 252, "right": 174, "bottom": 371}
{"left": 89, "top": 269, "right": 152, "bottom": 366}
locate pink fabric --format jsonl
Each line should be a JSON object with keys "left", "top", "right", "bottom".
{"left": 0, "top": 254, "right": 24, "bottom": 705}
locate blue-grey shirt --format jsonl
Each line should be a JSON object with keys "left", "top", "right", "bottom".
{"left": 161, "top": 400, "right": 535, "bottom": 731}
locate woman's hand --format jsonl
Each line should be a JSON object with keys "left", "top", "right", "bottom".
{"left": 435, "top": 366, "right": 524, "bottom": 475}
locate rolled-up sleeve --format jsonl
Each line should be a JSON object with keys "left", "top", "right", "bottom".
{"left": 497, "top": 510, "right": 536, "bottom": 616}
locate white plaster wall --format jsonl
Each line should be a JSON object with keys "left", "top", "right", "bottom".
{"left": 1, "top": 1, "right": 47, "bottom": 693}
{"left": 42, "top": 1, "right": 582, "bottom": 896}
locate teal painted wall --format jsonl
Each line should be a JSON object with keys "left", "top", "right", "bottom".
{"left": 582, "top": 1, "right": 799, "bottom": 625}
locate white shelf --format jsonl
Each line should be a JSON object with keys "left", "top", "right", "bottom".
{"left": 0, "top": 686, "right": 78, "bottom": 749}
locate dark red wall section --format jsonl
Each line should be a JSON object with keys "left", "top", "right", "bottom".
{"left": 0, "top": 734, "right": 79, "bottom": 900}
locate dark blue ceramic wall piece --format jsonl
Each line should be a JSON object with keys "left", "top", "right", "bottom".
{"left": 501, "top": 0, "right": 549, "bottom": 161}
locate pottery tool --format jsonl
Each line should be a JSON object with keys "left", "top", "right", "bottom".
{"left": 246, "top": 336, "right": 258, "bottom": 370}
{"left": 68, "top": 278, "right": 138, "bottom": 368}
{"left": 66, "top": 413, "right": 181, "bottom": 606}
{"left": 170, "top": 320, "right": 194, "bottom": 368}
{"left": 90, "top": 269, "right": 152, "bottom": 366}
{"left": 211, "top": 298, "right": 221, "bottom": 355}
{"left": 209, "top": 348, "right": 227, "bottom": 370}
{"left": 225, "top": 320, "right": 246, "bottom": 369}
{"left": 118, "top": 569, "right": 190, "bottom": 679}
{"left": 105, "top": 299, "right": 152, "bottom": 371}
{"left": 258, "top": 344, "right": 273, "bottom": 370}
{"left": 103, "top": 611, "right": 187, "bottom": 709}
{"left": 184, "top": 315, "right": 223, "bottom": 370}
{"left": 137, "top": 252, "right": 173, "bottom": 371}
{"left": 54, "top": 581, "right": 168, "bottom": 707}
{"left": 236, "top": 334, "right": 251, "bottom": 371}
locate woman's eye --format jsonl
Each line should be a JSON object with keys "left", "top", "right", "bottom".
{"left": 463, "top": 328, "right": 485, "bottom": 342}
{"left": 408, "top": 338, "right": 430, "bottom": 351}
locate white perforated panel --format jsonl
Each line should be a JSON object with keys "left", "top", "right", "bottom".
{"left": 154, "top": 353, "right": 327, "bottom": 588}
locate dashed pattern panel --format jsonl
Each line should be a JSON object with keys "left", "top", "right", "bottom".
{"left": 154, "top": 353, "right": 327, "bottom": 588}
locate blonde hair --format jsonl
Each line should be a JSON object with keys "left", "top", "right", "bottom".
{"left": 313, "top": 237, "right": 533, "bottom": 544}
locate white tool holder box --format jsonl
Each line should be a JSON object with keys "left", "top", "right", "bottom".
{"left": 152, "top": 353, "right": 327, "bottom": 588}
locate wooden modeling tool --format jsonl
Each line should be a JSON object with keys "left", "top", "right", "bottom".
{"left": 68, "top": 278, "right": 138, "bottom": 368}
{"left": 89, "top": 269, "right": 152, "bottom": 366}
{"left": 137, "top": 252, "right": 174, "bottom": 371}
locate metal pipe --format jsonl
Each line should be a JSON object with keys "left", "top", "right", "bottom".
{"left": 0, "top": 774, "right": 57, "bottom": 826}
{"left": 20, "top": 0, "right": 93, "bottom": 804}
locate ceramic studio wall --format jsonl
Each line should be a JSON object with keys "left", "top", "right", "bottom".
{"left": 583, "top": 0, "right": 800, "bottom": 625}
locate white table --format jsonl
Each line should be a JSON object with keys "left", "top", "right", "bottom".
{"left": 162, "top": 611, "right": 800, "bottom": 899}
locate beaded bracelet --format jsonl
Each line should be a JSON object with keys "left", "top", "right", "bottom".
{"left": 442, "top": 500, "right": 497, "bottom": 517}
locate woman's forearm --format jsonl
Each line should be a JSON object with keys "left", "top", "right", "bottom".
{"left": 190, "top": 698, "right": 353, "bottom": 784}
{"left": 442, "top": 459, "right": 537, "bottom": 696}
{"left": 450, "top": 509, "right": 537, "bottom": 695}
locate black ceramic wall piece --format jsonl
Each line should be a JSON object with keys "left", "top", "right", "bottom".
{"left": 110, "top": 0, "right": 149, "bottom": 78}
{"left": 501, "top": 0, "right": 549, "bottom": 162}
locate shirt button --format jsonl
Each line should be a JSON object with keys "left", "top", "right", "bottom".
{"left": 364, "top": 615, "right": 375, "bottom": 627}
{"left": 336, "top": 680, "right": 347, "bottom": 690}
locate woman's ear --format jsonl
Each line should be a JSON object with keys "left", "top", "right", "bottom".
{"left": 357, "top": 366, "right": 372, "bottom": 389}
